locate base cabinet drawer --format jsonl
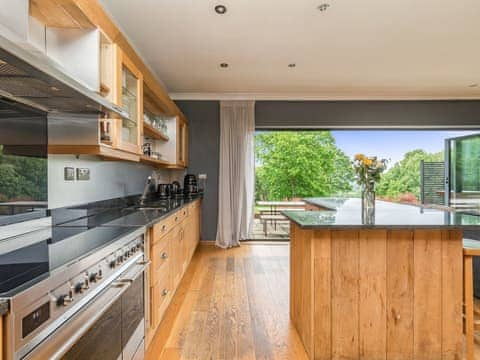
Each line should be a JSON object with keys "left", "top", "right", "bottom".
{"left": 152, "top": 207, "right": 188, "bottom": 243}
{"left": 152, "top": 218, "right": 175, "bottom": 243}
{"left": 151, "top": 242, "right": 170, "bottom": 281}
{"left": 151, "top": 269, "right": 171, "bottom": 328}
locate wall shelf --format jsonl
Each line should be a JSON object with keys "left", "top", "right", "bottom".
{"left": 48, "top": 144, "right": 140, "bottom": 162}
{"left": 143, "top": 122, "right": 169, "bottom": 141}
{"left": 140, "top": 155, "right": 170, "bottom": 167}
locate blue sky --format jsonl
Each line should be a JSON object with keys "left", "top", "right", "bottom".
{"left": 331, "top": 130, "right": 479, "bottom": 165}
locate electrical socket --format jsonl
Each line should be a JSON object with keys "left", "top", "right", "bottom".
{"left": 198, "top": 174, "right": 207, "bottom": 180}
{"left": 64, "top": 167, "right": 75, "bottom": 181}
{"left": 76, "top": 168, "right": 90, "bottom": 181}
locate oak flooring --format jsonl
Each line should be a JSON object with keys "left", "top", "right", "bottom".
{"left": 146, "top": 243, "right": 308, "bottom": 360}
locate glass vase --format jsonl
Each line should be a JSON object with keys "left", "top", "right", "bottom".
{"left": 362, "top": 186, "right": 375, "bottom": 225}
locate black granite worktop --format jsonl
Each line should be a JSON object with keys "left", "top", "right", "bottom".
{"left": 283, "top": 197, "right": 480, "bottom": 229}
{"left": 55, "top": 196, "right": 202, "bottom": 228}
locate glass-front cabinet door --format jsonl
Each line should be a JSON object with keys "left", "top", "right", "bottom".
{"left": 115, "top": 50, "right": 143, "bottom": 154}
{"left": 177, "top": 118, "right": 188, "bottom": 167}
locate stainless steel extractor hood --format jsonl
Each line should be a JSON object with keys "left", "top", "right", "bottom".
{"left": 0, "top": 33, "right": 128, "bottom": 118}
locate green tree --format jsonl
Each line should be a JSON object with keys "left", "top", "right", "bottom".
{"left": 255, "top": 131, "right": 354, "bottom": 200}
{"left": 0, "top": 145, "right": 47, "bottom": 201}
{"left": 376, "top": 149, "right": 444, "bottom": 199}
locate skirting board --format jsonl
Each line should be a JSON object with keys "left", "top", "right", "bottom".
{"left": 199, "top": 240, "right": 289, "bottom": 246}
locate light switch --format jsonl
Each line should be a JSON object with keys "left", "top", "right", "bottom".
{"left": 198, "top": 174, "right": 207, "bottom": 180}
{"left": 76, "top": 168, "right": 90, "bottom": 181}
{"left": 64, "top": 167, "right": 75, "bottom": 181}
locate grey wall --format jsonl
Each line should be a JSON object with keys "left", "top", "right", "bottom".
{"left": 48, "top": 155, "right": 180, "bottom": 209}
{"left": 256, "top": 100, "right": 480, "bottom": 128}
{"left": 176, "top": 99, "right": 480, "bottom": 240}
{"left": 176, "top": 101, "right": 219, "bottom": 240}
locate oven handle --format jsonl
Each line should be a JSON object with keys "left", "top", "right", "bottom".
{"left": 26, "top": 262, "right": 146, "bottom": 360}
{"left": 138, "top": 259, "right": 151, "bottom": 329}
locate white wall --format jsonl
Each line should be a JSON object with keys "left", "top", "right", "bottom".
{"left": 48, "top": 155, "right": 185, "bottom": 209}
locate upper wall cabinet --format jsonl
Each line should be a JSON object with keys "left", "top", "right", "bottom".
{"left": 1, "top": 0, "right": 188, "bottom": 168}
{"left": 144, "top": 114, "right": 189, "bottom": 169}
{"left": 177, "top": 117, "right": 188, "bottom": 168}
{"left": 115, "top": 49, "right": 143, "bottom": 154}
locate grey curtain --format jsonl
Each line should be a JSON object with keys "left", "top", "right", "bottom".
{"left": 216, "top": 101, "right": 255, "bottom": 248}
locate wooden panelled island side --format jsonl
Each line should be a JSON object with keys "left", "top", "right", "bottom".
{"left": 284, "top": 198, "right": 480, "bottom": 360}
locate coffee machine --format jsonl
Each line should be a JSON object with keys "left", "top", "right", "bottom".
{"left": 157, "top": 183, "right": 172, "bottom": 199}
{"left": 183, "top": 174, "right": 198, "bottom": 196}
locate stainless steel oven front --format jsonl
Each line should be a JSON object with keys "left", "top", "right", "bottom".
{"left": 2, "top": 229, "right": 148, "bottom": 360}
{"left": 24, "top": 258, "right": 146, "bottom": 360}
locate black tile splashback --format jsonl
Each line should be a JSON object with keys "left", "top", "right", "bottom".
{"left": 51, "top": 195, "right": 140, "bottom": 226}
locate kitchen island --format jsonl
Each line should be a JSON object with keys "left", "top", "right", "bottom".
{"left": 284, "top": 198, "right": 479, "bottom": 360}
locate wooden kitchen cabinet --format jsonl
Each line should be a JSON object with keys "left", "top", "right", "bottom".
{"left": 147, "top": 199, "right": 201, "bottom": 346}
{"left": 184, "top": 201, "right": 200, "bottom": 262}
{"left": 177, "top": 117, "right": 188, "bottom": 168}
{"left": 170, "top": 224, "right": 184, "bottom": 288}
{"left": 114, "top": 49, "right": 143, "bottom": 154}
{"left": 27, "top": 0, "right": 189, "bottom": 165}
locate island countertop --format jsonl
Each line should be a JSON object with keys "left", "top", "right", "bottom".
{"left": 282, "top": 197, "right": 480, "bottom": 229}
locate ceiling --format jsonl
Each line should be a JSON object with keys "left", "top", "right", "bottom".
{"left": 100, "top": 0, "right": 480, "bottom": 100}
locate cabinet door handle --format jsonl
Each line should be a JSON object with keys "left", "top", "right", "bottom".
{"left": 161, "top": 252, "right": 168, "bottom": 259}
{"left": 147, "top": 288, "right": 152, "bottom": 327}
{"left": 175, "top": 216, "right": 178, "bottom": 222}
{"left": 162, "top": 225, "right": 166, "bottom": 231}
{"left": 162, "top": 289, "right": 168, "bottom": 297}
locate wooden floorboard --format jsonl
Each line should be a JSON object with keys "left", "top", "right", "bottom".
{"left": 147, "top": 242, "right": 478, "bottom": 360}
{"left": 146, "top": 243, "right": 308, "bottom": 360}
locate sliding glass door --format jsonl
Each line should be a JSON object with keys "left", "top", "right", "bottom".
{"left": 446, "top": 134, "right": 480, "bottom": 212}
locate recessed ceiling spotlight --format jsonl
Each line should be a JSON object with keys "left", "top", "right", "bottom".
{"left": 214, "top": 4, "right": 227, "bottom": 14}
{"left": 317, "top": 3, "right": 330, "bottom": 12}
{"left": 468, "top": 83, "right": 478, "bottom": 88}
{"left": 288, "top": 63, "right": 296, "bottom": 68}
{"left": 220, "top": 62, "right": 229, "bottom": 68}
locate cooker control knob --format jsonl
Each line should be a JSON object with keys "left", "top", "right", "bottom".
{"left": 109, "top": 260, "right": 116, "bottom": 268}
{"left": 57, "top": 289, "right": 74, "bottom": 306}
{"left": 98, "top": 268, "right": 103, "bottom": 279}
{"left": 74, "top": 282, "right": 84, "bottom": 294}
{"left": 117, "top": 256, "right": 123, "bottom": 264}
{"left": 89, "top": 272, "right": 99, "bottom": 283}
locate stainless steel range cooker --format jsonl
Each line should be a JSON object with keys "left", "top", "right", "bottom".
{"left": 0, "top": 224, "right": 148, "bottom": 360}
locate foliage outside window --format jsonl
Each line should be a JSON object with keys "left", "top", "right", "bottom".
{"left": 255, "top": 131, "right": 354, "bottom": 201}
{"left": 255, "top": 131, "right": 445, "bottom": 203}
{"left": 0, "top": 145, "right": 47, "bottom": 206}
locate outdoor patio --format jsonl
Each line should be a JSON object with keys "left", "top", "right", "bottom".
{"left": 251, "top": 218, "right": 290, "bottom": 240}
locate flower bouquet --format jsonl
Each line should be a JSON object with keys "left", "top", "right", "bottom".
{"left": 352, "top": 154, "right": 388, "bottom": 223}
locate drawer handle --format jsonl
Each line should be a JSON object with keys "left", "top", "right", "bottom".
{"left": 161, "top": 252, "right": 168, "bottom": 259}
{"left": 175, "top": 216, "right": 178, "bottom": 222}
{"left": 162, "top": 225, "right": 166, "bottom": 231}
{"left": 162, "top": 289, "right": 168, "bottom": 297}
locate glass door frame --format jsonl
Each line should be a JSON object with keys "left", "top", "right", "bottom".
{"left": 115, "top": 49, "right": 143, "bottom": 154}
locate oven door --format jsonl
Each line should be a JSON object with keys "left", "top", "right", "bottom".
{"left": 24, "top": 262, "right": 146, "bottom": 360}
